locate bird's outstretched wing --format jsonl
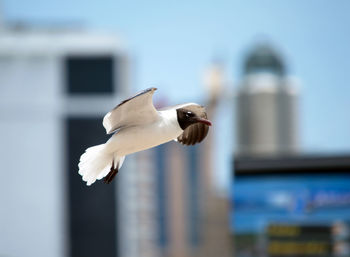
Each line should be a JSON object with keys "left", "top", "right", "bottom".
{"left": 175, "top": 104, "right": 210, "bottom": 146}
{"left": 103, "top": 87, "right": 158, "bottom": 134}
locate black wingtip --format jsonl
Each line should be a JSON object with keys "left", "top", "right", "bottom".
{"left": 112, "top": 87, "right": 157, "bottom": 110}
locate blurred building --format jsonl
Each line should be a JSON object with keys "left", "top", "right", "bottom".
{"left": 132, "top": 143, "right": 206, "bottom": 257}
{"left": 0, "top": 22, "right": 129, "bottom": 257}
{"left": 119, "top": 62, "right": 232, "bottom": 257}
{"left": 236, "top": 43, "right": 299, "bottom": 156}
{"left": 232, "top": 43, "right": 350, "bottom": 257}
{"left": 199, "top": 62, "right": 232, "bottom": 257}
{"left": 0, "top": 20, "right": 233, "bottom": 257}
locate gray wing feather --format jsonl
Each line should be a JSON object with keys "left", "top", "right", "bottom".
{"left": 103, "top": 87, "right": 158, "bottom": 134}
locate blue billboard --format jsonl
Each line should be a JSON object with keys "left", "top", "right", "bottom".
{"left": 232, "top": 156, "right": 350, "bottom": 257}
{"left": 232, "top": 174, "right": 350, "bottom": 234}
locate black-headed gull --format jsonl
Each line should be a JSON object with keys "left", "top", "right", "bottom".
{"left": 78, "top": 87, "right": 212, "bottom": 185}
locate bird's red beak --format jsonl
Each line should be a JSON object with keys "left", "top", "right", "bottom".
{"left": 194, "top": 117, "right": 212, "bottom": 126}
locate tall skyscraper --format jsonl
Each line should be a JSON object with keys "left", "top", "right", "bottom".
{"left": 199, "top": 61, "right": 233, "bottom": 257}
{"left": 119, "top": 141, "right": 204, "bottom": 257}
{"left": 236, "top": 43, "right": 299, "bottom": 156}
{"left": 0, "top": 22, "right": 129, "bottom": 257}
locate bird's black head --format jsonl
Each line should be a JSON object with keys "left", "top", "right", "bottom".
{"left": 176, "top": 107, "right": 212, "bottom": 130}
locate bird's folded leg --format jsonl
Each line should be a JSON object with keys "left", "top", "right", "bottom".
{"left": 104, "top": 160, "right": 119, "bottom": 184}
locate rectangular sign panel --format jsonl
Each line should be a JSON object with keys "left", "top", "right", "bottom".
{"left": 232, "top": 159, "right": 350, "bottom": 257}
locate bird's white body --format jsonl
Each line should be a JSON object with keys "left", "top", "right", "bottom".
{"left": 79, "top": 107, "right": 183, "bottom": 185}
{"left": 78, "top": 88, "right": 210, "bottom": 186}
{"left": 105, "top": 109, "right": 182, "bottom": 156}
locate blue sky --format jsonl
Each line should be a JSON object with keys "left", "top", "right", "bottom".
{"left": 3, "top": 0, "right": 350, "bottom": 190}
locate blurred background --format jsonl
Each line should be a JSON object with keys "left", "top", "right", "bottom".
{"left": 0, "top": 1, "right": 350, "bottom": 257}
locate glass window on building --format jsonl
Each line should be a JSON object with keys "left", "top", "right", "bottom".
{"left": 65, "top": 56, "right": 116, "bottom": 94}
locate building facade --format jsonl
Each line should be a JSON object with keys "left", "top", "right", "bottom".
{"left": 236, "top": 43, "right": 299, "bottom": 156}
{"left": 0, "top": 23, "right": 129, "bottom": 257}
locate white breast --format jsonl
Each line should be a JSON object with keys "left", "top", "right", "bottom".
{"left": 105, "top": 108, "right": 183, "bottom": 156}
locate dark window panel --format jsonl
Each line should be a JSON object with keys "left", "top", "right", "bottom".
{"left": 234, "top": 155, "right": 350, "bottom": 176}
{"left": 66, "top": 117, "right": 117, "bottom": 257}
{"left": 66, "top": 56, "right": 115, "bottom": 94}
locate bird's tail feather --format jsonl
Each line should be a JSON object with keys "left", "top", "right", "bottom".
{"left": 78, "top": 144, "right": 124, "bottom": 186}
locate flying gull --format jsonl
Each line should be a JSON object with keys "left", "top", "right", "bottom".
{"left": 78, "top": 87, "right": 212, "bottom": 185}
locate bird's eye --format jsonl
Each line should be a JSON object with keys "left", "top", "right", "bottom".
{"left": 186, "top": 112, "right": 194, "bottom": 118}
